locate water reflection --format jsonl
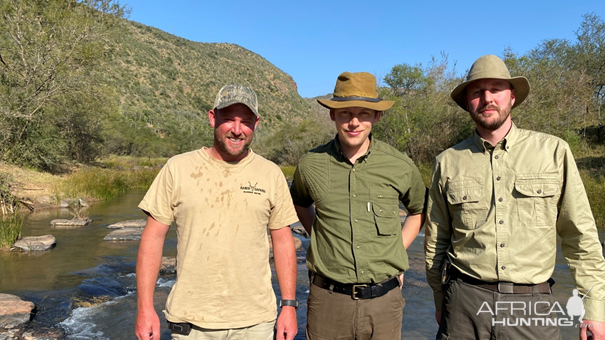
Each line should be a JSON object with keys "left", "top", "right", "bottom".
{"left": 1, "top": 190, "right": 603, "bottom": 339}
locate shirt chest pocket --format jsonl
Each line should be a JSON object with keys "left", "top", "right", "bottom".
{"left": 446, "top": 184, "right": 488, "bottom": 230}
{"left": 514, "top": 174, "right": 561, "bottom": 227}
{"left": 372, "top": 193, "right": 400, "bottom": 236}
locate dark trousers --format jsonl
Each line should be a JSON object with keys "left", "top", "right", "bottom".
{"left": 306, "top": 282, "right": 405, "bottom": 340}
{"left": 437, "top": 279, "right": 562, "bottom": 340}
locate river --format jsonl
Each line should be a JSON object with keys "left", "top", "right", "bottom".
{"left": 0, "top": 189, "right": 602, "bottom": 339}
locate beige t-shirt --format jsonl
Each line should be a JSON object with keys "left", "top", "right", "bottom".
{"left": 139, "top": 148, "right": 298, "bottom": 329}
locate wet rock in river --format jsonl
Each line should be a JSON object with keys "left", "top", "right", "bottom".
{"left": 103, "top": 227, "right": 144, "bottom": 241}
{"left": 0, "top": 294, "right": 35, "bottom": 329}
{"left": 107, "top": 219, "right": 146, "bottom": 229}
{"left": 291, "top": 225, "right": 309, "bottom": 238}
{"left": 72, "top": 277, "right": 128, "bottom": 308}
{"left": 50, "top": 219, "right": 91, "bottom": 228}
{"left": 160, "top": 257, "right": 176, "bottom": 275}
{"left": 13, "top": 235, "right": 56, "bottom": 252}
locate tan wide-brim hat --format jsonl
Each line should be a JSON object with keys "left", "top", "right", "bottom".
{"left": 451, "top": 54, "right": 530, "bottom": 111}
{"left": 317, "top": 72, "right": 394, "bottom": 111}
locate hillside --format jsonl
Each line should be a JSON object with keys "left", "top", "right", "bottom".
{"left": 97, "top": 19, "right": 313, "bottom": 155}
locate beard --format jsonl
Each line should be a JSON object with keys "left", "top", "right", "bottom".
{"left": 213, "top": 131, "right": 253, "bottom": 159}
{"left": 469, "top": 101, "right": 513, "bottom": 131}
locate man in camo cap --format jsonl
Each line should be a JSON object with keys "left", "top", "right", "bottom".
{"left": 136, "top": 84, "right": 299, "bottom": 340}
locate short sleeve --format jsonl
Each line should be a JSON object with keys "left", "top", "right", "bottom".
{"left": 138, "top": 161, "right": 175, "bottom": 226}
{"left": 267, "top": 168, "right": 299, "bottom": 230}
{"left": 289, "top": 164, "right": 314, "bottom": 207}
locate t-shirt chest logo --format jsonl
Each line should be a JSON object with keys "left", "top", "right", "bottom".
{"left": 240, "top": 181, "right": 266, "bottom": 195}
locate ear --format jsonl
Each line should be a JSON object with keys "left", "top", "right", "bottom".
{"left": 329, "top": 109, "right": 335, "bottom": 122}
{"left": 510, "top": 88, "right": 516, "bottom": 107}
{"left": 208, "top": 109, "right": 216, "bottom": 128}
{"left": 253, "top": 115, "right": 260, "bottom": 130}
{"left": 374, "top": 111, "right": 382, "bottom": 123}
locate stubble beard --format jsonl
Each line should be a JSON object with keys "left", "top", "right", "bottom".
{"left": 471, "top": 101, "right": 513, "bottom": 131}
{"left": 214, "top": 131, "right": 252, "bottom": 159}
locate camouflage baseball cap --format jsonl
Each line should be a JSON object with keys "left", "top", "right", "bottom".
{"left": 213, "top": 84, "right": 259, "bottom": 116}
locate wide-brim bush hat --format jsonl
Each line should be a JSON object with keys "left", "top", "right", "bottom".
{"left": 451, "top": 54, "right": 530, "bottom": 111}
{"left": 317, "top": 72, "right": 394, "bottom": 111}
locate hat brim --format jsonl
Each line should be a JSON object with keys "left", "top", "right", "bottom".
{"left": 317, "top": 99, "right": 394, "bottom": 111}
{"left": 451, "top": 76, "right": 530, "bottom": 111}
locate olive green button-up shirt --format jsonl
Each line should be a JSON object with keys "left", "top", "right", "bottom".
{"left": 425, "top": 123, "right": 605, "bottom": 322}
{"left": 291, "top": 135, "right": 426, "bottom": 284}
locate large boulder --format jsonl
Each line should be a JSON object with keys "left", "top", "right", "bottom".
{"left": 0, "top": 294, "right": 35, "bottom": 329}
{"left": 107, "top": 219, "right": 146, "bottom": 229}
{"left": 13, "top": 235, "right": 56, "bottom": 252}
{"left": 103, "top": 227, "right": 144, "bottom": 241}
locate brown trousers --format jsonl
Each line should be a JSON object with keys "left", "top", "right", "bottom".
{"left": 438, "top": 279, "right": 562, "bottom": 340}
{"left": 306, "top": 281, "right": 405, "bottom": 340}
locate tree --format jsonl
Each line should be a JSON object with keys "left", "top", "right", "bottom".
{"left": 0, "top": 0, "right": 127, "bottom": 170}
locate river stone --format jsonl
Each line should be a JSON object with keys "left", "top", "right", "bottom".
{"left": 107, "top": 219, "right": 146, "bottom": 229}
{"left": 160, "top": 257, "right": 176, "bottom": 275}
{"left": 13, "top": 235, "right": 56, "bottom": 252}
{"left": 0, "top": 294, "right": 35, "bottom": 329}
{"left": 50, "top": 219, "right": 91, "bottom": 227}
{"left": 290, "top": 225, "right": 309, "bottom": 238}
{"left": 103, "top": 227, "right": 144, "bottom": 241}
{"left": 21, "top": 328, "right": 65, "bottom": 340}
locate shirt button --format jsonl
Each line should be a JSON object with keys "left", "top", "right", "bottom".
{"left": 498, "top": 198, "right": 503, "bottom": 202}
{"left": 537, "top": 189, "right": 542, "bottom": 194}
{"left": 361, "top": 270, "right": 365, "bottom": 274}
{"left": 500, "top": 243, "right": 505, "bottom": 248}
{"left": 352, "top": 169, "right": 356, "bottom": 172}
{"left": 462, "top": 196, "right": 467, "bottom": 200}
{"left": 501, "top": 266, "right": 506, "bottom": 270}
{"left": 499, "top": 220, "right": 504, "bottom": 224}
{"left": 353, "top": 194, "right": 357, "bottom": 198}
{"left": 496, "top": 176, "right": 501, "bottom": 181}
{"left": 354, "top": 219, "right": 358, "bottom": 223}
{"left": 495, "top": 155, "right": 499, "bottom": 159}
{"left": 356, "top": 245, "right": 360, "bottom": 249}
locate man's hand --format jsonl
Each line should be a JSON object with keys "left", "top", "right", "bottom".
{"left": 275, "top": 306, "right": 298, "bottom": 340}
{"left": 580, "top": 320, "right": 605, "bottom": 340}
{"left": 435, "top": 310, "right": 442, "bottom": 326}
{"left": 135, "top": 306, "right": 160, "bottom": 340}
{"left": 398, "top": 273, "right": 404, "bottom": 290}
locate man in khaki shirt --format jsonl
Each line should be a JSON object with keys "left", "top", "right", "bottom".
{"left": 425, "top": 55, "right": 605, "bottom": 340}
{"left": 135, "top": 84, "right": 299, "bottom": 340}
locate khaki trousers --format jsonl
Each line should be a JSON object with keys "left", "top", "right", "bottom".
{"left": 306, "top": 282, "right": 405, "bottom": 340}
{"left": 171, "top": 321, "right": 275, "bottom": 340}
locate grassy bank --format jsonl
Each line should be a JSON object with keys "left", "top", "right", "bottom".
{"left": 0, "top": 212, "right": 23, "bottom": 250}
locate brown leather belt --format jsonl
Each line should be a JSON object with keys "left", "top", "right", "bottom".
{"left": 451, "top": 268, "right": 553, "bottom": 294}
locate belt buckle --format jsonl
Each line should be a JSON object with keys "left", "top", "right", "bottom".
{"left": 352, "top": 284, "right": 368, "bottom": 300}
{"left": 498, "top": 282, "right": 514, "bottom": 294}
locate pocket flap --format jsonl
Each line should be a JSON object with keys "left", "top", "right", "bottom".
{"left": 372, "top": 202, "right": 399, "bottom": 218}
{"left": 514, "top": 174, "right": 561, "bottom": 197}
{"left": 446, "top": 187, "right": 483, "bottom": 205}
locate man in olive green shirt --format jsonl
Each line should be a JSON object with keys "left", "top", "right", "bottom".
{"left": 425, "top": 55, "right": 605, "bottom": 340}
{"left": 290, "top": 72, "right": 426, "bottom": 340}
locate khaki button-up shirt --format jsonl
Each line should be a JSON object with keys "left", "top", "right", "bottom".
{"left": 291, "top": 136, "right": 426, "bottom": 284}
{"left": 425, "top": 123, "right": 605, "bottom": 322}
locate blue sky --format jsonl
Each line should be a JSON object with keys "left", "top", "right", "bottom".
{"left": 123, "top": 0, "right": 604, "bottom": 98}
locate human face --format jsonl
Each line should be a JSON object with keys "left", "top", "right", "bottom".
{"left": 208, "top": 103, "right": 259, "bottom": 162}
{"left": 465, "top": 78, "right": 515, "bottom": 131}
{"left": 330, "top": 107, "right": 381, "bottom": 154}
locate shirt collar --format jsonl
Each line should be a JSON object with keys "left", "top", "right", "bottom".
{"left": 472, "top": 122, "right": 519, "bottom": 154}
{"left": 333, "top": 133, "right": 373, "bottom": 163}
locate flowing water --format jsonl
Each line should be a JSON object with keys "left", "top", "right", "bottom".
{"left": 0, "top": 190, "right": 602, "bottom": 339}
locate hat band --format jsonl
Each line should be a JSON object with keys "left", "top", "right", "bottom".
{"left": 331, "top": 96, "right": 382, "bottom": 102}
